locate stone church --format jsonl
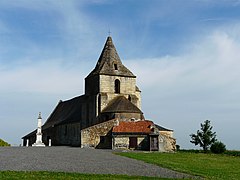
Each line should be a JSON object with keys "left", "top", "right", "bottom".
{"left": 23, "top": 36, "right": 176, "bottom": 152}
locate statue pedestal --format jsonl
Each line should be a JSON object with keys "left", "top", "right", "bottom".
{"left": 32, "top": 141, "right": 45, "bottom": 147}
{"left": 32, "top": 132, "right": 45, "bottom": 147}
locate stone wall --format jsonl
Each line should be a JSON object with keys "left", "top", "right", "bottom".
{"left": 100, "top": 75, "right": 136, "bottom": 94}
{"left": 113, "top": 135, "right": 149, "bottom": 150}
{"left": 135, "top": 90, "right": 141, "bottom": 110}
{"left": 114, "top": 137, "right": 129, "bottom": 149}
{"left": 99, "top": 75, "right": 141, "bottom": 111}
{"left": 81, "top": 119, "right": 118, "bottom": 148}
{"left": 84, "top": 73, "right": 142, "bottom": 127}
{"left": 159, "top": 132, "right": 176, "bottom": 152}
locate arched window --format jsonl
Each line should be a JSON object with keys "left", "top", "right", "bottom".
{"left": 115, "top": 79, "right": 120, "bottom": 94}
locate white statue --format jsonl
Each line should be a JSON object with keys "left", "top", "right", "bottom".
{"left": 32, "top": 112, "right": 45, "bottom": 147}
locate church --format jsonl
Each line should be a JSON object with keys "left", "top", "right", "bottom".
{"left": 22, "top": 36, "right": 176, "bottom": 152}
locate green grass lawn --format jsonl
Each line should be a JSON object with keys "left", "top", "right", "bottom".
{"left": 1, "top": 152, "right": 239, "bottom": 179}
{"left": 116, "top": 152, "right": 240, "bottom": 180}
{"left": 0, "top": 171, "right": 172, "bottom": 180}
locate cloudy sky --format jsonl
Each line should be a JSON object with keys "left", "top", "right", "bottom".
{"left": 0, "top": 0, "right": 240, "bottom": 149}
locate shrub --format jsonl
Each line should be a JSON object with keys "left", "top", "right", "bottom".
{"left": 190, "top": 120, "right": 217, "bottom": 152}
{"left": 0, "top": 139, "right": 10, "bottom": 146}
{"left": 210, "top": 141, "right": 226, "bottom": 154}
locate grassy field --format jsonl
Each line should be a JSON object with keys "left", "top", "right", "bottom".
{"left": 116, "top": 151, "right": 240, "bottom": 180}
{"left": 0, "top": 171, "right": 173, "bottom": 180}
{"left": 1, "top": 152, "right": 239, "bottom": 179}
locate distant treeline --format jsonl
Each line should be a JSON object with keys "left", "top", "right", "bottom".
{"left": 179, "top": 149, "right": 240, "bottom": 157}
{"left": 0, "top": 139, "right": 10, "bottom": 146}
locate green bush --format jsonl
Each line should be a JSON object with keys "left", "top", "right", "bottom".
{"left": 176, "top": 145, "right": 180, "bottom": 151}
{"left": 0, "top": 139, "right": 10, "bottom": 146}
{"left": 210, "top": 141, "right": 226, "bottom": 154}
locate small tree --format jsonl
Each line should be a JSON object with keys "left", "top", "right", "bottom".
{"left": 190, "top": 120, "right": 217, "bottom": 152}
{"left": 176, "top": 145, "right": 180, "bottom": 151}
{"left": 211, "top": 141, "right": 226, "bottom": 154}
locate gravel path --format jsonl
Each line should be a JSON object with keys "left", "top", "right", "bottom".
{"left": 0, "top": 147, "right": 196, "bottom": 179}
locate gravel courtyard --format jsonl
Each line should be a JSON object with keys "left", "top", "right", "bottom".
{"left": 0, "top": 147, "right": 194, "bottom": 178}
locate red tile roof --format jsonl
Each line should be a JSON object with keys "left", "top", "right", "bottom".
{"left": 112, "top": 120, "right": 154, "bottom": 133}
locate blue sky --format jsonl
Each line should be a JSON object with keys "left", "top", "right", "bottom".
{"left": 0, "top": 0, "right": 240, "bottom": 149}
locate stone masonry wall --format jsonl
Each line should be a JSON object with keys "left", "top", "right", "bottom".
{"left": 100, "top": 75, "right": 136, "bottom": 94}
{"left": 114, "top": 137, "right": 129, "bottom": 149}
{"left": 113, "top": 135, "right": 149, "bottom": 150}
{"left": 159, "top": 131, "right": 176, "bottom": 152}
{"left": 99, "top": 75, "right": 141, "bottom": 111}
{"left": 81, "top": 119, "right": 118, "bottom": 148}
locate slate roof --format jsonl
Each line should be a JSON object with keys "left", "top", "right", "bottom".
{"left": 22, "top": 129, "right": 36, "bottom": 139}
{"left": 112, "top": 120, "right": 154, "bottom": 134}
{"left": 155, "top": 124, "right": 173, "bottom": 132}
{"left": 102, "top": 96, "right": 143, "bottom": 114}
{"left": 44, "top": 96, "right": 86, "bottom": 129}
{"left": 87, "top": 36, "right": 136, "bottom": 78}
{"left": 23, "top": 95, "right": 85, "bottom": 138}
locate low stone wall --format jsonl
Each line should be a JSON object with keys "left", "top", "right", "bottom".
{"left": 81, "top": 119, "right": 118, "bottom": 148}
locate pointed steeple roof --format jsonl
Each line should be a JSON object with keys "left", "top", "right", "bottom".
{"left": 87, "top": 36, "right": 136, "bottom": 78}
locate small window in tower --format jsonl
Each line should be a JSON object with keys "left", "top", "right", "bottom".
{"left": 115, "top": 79, "right": 120, "bottom": 94}
{"left": 114, "top": 63, "right": 118, "bottom": 70}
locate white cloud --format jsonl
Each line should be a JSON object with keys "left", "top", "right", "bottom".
{"left": 0, "top": 60, "right": 89, "bottom": 95}
{"left": 127, "top": 26, "right": 240, "bottom": 91}
{"left": 125, "top": 25, "right": 240, "bottom": 149}
{"left": 0, "top": 0, "right": 109, "bottom": 64}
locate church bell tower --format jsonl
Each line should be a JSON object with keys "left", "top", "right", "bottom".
{"left": 85, "top": 36, "right": 142, "bottom": 123}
